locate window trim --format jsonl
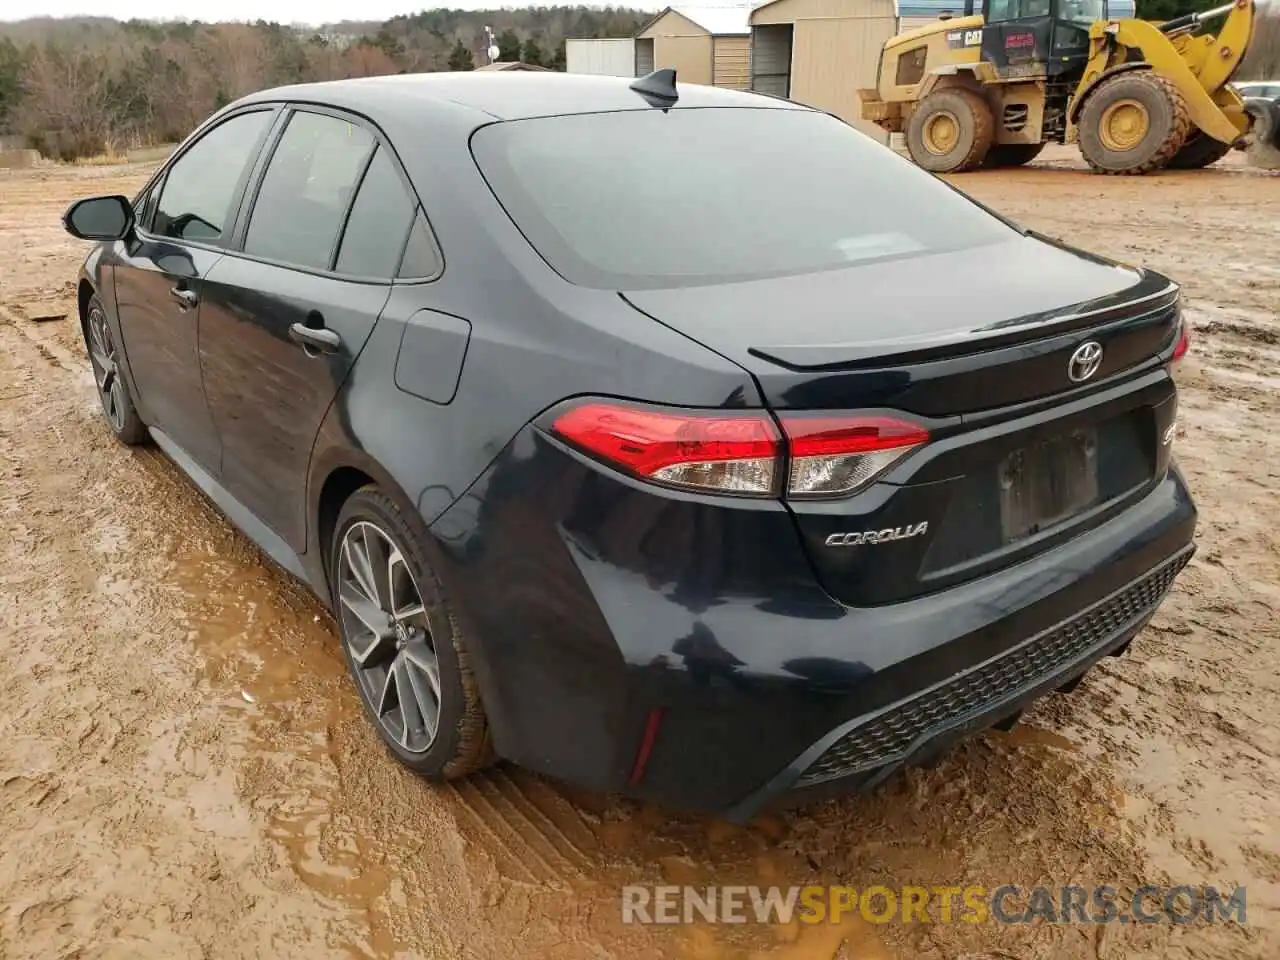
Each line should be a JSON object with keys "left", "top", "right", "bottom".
{"left": 132, "top": 105, "right": 283, "bottom": 253}
{"left": 329, "top": 144, "right": 385, "bottom": 274}
{"left": 226, "top": 101, "right": 445, "bottom": 285}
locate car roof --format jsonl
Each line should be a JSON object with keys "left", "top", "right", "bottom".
{"left": 235, "top": 71, "right": 805, "bottom": 124}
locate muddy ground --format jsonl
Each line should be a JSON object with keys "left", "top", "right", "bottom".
{"left": 0, "top": 146, "right": 1277, "bottom": 960}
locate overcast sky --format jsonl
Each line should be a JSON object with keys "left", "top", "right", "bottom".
{"left": 0, "top": 2, "right": 668, "bottom": 25}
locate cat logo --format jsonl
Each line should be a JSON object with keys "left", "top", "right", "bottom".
{"left": 946, "top": 29, "right": 984, "bottom": 49}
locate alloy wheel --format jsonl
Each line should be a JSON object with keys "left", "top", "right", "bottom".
{"left": 86, "top": 303, "right": 126, "bottom": 432}
{"left": 336, "top": 520, "right": 441, "bottom": 754}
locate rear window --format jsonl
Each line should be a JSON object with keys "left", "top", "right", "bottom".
{"left": 470, "top": 107, "right": 1019, "bottom": 290}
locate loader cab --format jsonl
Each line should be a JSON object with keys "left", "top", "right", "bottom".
{"left": 980, "top": 0, "right": 1104, "bottom": 79}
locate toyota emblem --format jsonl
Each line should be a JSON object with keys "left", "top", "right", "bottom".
{"left": 1067, "top": 341, "right": 1103, "bottom": 383}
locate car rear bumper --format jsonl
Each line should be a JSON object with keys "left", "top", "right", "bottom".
{"left": 428, "top": 427, "right": 1197, "bottom": 817}
{"left": 727, "top": 546, "right": 1190, "bottom": 821}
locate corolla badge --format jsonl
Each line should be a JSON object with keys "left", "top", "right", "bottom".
{"left": 825, "top": 522, "right": 929, "bottom": 547}
{"left": 1067, "top": 341, "right": 1104, "bottom": 383}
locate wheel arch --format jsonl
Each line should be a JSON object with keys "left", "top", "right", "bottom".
{"left": 918, "top": 64, "right": 986, "bottom": 101}
{"left": 309, "top": 450, "right": 420, "bottom": 596}
{"left": 77, "top": 277, "right": 96, "bottom": 330}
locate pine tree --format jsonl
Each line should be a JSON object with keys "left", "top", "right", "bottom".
{"left": 447, "top": 40, "right": 473, "bottom": 72}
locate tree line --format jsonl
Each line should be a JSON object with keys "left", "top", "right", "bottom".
{"left": 0, "top": 3, "right": 1275, "bottom": 161}
{"left": 0, "top": 8, "right": 649, "bottom": 159}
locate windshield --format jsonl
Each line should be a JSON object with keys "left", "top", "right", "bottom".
{"left": 470, "top": 107, "right": 1020, "bottom": 290}
{"left": 1059, "top": 0, "right": 1105, "bottom": 25}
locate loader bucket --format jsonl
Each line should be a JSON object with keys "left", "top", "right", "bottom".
{"left": 1243, "top": 97, "right": 1280, "bottom": 170}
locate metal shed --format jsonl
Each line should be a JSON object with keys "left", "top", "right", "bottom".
{"left": 635, "top": 6, "right": 752, "bottom": 89}
{"left": 749, "top": 0, "right": 898, "bottom": 138}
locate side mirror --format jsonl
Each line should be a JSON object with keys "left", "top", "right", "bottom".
{"left": 62, "top": 195, "right": 135, "bottom": 242}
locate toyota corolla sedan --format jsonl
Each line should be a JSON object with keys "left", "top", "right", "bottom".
{"left": 63, "top": 70, "right": 1195, "bottom": 820}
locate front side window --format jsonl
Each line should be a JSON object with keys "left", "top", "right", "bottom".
{"left": 152, "top": 110, "right": 273, "bottom": 244}
{"left": 244, "top": 110, "right": 375, "bottom": 271}
{"left": 471, "top": 107, "right": 1018, "bottom": 290}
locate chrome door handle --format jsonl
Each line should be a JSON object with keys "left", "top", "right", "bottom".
{"left": 288, "top": 322, "right": 341, "bottom": 355}
{"left": 169, "top": 286, "right": 198, "bottom": 309}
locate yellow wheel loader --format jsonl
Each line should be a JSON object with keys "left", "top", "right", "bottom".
{"left": 859, "top": 0, "right": 1280, "bottom": 174}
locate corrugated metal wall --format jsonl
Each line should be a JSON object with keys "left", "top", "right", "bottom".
{"left": 713, "top": 36, "right": 751, "bottom": 90}
{"left": 789, "top": 16, "right": 899, "bottom": 140}
{"left": 639, "top": 10, "right": 715, "bottom": 86}
{"left": 635, "top": 38, "right": 655, "bottom": 76}
{"left": 897, "top": 15, "right": 939, "bottom": 33}
{"left": 565, "top": 38, "right": 637, "bottom": 77}
{"left": 653, "top": 36, "right": 714, "bottom": 85}
{"left": 751, "top": 24, "right": 793, "bottom": 97}
{"left": 753, "top": 0, "right": 896, "bottom": 25}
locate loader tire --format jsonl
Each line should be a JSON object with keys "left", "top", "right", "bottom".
{"left": 906, "top": 88, "right": 994, "bottom": 173}
{"left": 1078, "top": 71, "right": 1191, "bottom": 175}
{"left": 1168, "top": 133, "right": 1232, "bottom": 169}
{"left": 984, "top": 143, "right": 1045, "bottom": 168}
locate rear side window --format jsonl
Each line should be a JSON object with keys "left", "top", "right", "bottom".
{"left": 398, "top": 211, "right": 440, "bottom": 279}
{"left": 152, "top": 110, "right": 272, "bottom": 244}
{"left": 244, "top": 111, "right": 374, "bottom": 271}
{"left": 471, "top": 108, "right": 1018, "bottom": 290}
{"left": 334, "top": 147, "right": 416, "bottom": 278}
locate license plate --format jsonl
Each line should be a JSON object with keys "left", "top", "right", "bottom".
{"left": 998, "top": 427, "right": 1099, "bottom": 542}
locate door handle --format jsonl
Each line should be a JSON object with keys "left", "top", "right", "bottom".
{"left": 169, "top": 286, "right": 198, "bottom": 309}
{"left": 288, "top": 322, "right": 341, "bottom": 355}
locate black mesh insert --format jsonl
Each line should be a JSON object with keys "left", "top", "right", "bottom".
{"left": 795, "top": 552, "right": 1191, "bottom": 787}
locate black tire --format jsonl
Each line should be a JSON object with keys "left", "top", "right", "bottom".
{"left": 83, "top": 293, "right": 148, "bottom": 445}
{"left": 1077, "top": 71, "right": 1192, "bottom": 175}
{"left": 906, "top": 87, "right": 995, "bottom": 173}
{"left": 331, "top": 485, "right": 492, "bottom": 779}
{"left": 984, "top": 143, "right": 1045, "bottom": 168}
{"left": 1168, "top": 132, "right": 1232, "bottom": 169}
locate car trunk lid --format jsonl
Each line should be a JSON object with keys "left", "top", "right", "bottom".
{"left": 621, "top": 237, "right": 1183, "bottom": 607}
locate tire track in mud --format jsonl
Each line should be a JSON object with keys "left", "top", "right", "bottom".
{"left": 446, "top": 768, "right": 599, "bottom": 887}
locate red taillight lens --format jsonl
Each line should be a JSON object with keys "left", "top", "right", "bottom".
{"left": 551, "top": 402, "right": 781, "bottom": 496}
{"left": 551, "top": 403, "right": 931, "bottom": 499}
{"left": 1172, "top": 325, "right": 1190, "bottom": 365}
{"left": 781, "top": 415, "right": 930, "bottom": 497}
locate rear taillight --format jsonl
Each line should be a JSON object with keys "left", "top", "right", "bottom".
{"left": 1171, "top": 324, "right": 1190, "bottom": 367}
{"left": 551, "top": 402, "right": 780, "bottom": 496}
{"left": 551, "top": 401, "right": 930, "bottom": 500}
{"left": 781, "top": 415, "right": 930, "bottom": 498}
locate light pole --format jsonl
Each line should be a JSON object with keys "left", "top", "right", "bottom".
{"left": 483, "top": 25, "right": 499, "bottom": 65}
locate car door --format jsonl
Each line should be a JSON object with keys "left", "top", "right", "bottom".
{"left": 111, "top": 107, "right": 278, "bottom": 471}
{"left": 198, "top": 107, "right": 424, "bottom": 552}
